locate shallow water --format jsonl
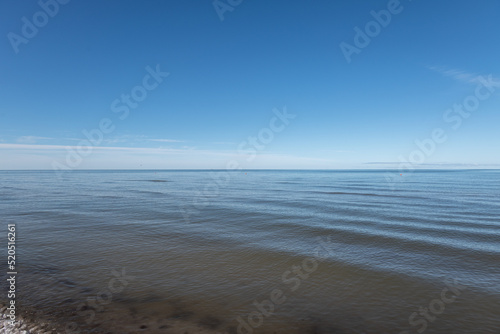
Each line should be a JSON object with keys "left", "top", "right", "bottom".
{"left": 1, "top": 170, "right": 499, "bottom": 333}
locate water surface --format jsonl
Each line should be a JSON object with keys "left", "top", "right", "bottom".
{"left": 1, "top": 170, "right": 499, "bottom": 333}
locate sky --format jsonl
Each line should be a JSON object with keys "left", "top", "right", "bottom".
{"left": 1, "top": 0, "right": 499, "bottom": 169}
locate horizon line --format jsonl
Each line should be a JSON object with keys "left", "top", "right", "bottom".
{"left": 1, "top": 168, "right": 500, "bottom": 172}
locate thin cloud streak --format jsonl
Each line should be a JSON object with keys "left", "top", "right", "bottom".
{"left": 147, "top": 139, "right": 184, "bottom": 143}
{"left": 16, "top": 136, "right": 54, "bottom": 144}
{"left": 0, "top": 143, "right": 201, "bottom": 155}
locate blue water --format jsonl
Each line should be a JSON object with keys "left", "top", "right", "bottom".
{"left": 1, "top": 170, "right": 499, "bottom": 333}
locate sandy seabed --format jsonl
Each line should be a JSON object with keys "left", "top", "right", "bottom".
{"left": 0, "top": 301, "right": 228, "bottom": 334}
{"left": 0, "top": 302, "right": 341, "bottom": 334}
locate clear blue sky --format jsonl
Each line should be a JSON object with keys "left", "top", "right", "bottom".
{"left": 1, "top": 0, "right": 499, "bottom": 169}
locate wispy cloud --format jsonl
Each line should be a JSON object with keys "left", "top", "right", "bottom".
{"left": 0, "top": 143, "right": 343, "bottom": 169}
{"left": 98, "top": 135, "right": 184, "bottom": 144}
{"left": 428, "top": 66, "right": 500, "bottom": 87}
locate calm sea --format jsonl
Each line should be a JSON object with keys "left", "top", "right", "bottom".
{"left": 1, "top": 170, "right": 499, "bottom": 333}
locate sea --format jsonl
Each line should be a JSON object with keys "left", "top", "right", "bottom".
{"left": 0, "top": 170, "right": 499, "bottom": 334}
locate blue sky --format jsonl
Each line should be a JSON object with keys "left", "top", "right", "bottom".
{"left": 1, "top": 0, "right": 499, "bottom": 169}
